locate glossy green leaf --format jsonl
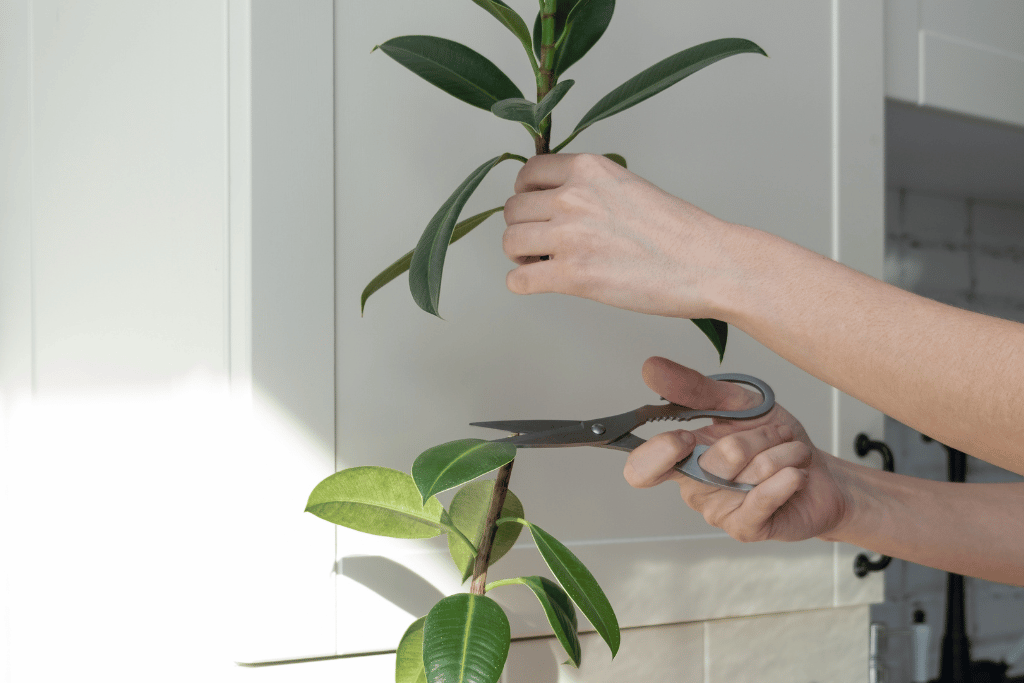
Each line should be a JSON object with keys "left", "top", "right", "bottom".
{"left": 396, "top": 617, "right": 428, "bottom": 683}
{"left": 565, "top": 38, "right": 767, "bottom": 144}
{"left": 692, "top": 318, "right": 728, "bottom": 362}
{"left": 491, "top": 80, "right": 575, "bottom": 134}
{"left": 491, "top": 576, "right": 580, "bottom": 667}
{"left": 602, "top": 153, "right": 626, "bottom": 168}
{"left": 412, "top": 439, "right": 517, "bottom": 504}
{"left": 423, "top": 594, "right": 510, "bottom": 683}
{"left": 305, "top": 466, "right": 446, "bottom": 539}
{"left": 447, "top": 481, "right": 524, "bottom": 582}
{"left": 360, "top": 207, "right": 503, "bottom": 316}
{"left": 410, "top": 153, "right": 523, "bottom": 316}
{"left": 375, "top": 36, "right": 523, "bottom": 111}
{"left": 500, "top": 518, "right": 619, "bottom": 656}
{"left": 534, "top": 0, "right": 615, "bottom": 76}
{"left": 470, "top": 0, "right": 536, "bottom": 70}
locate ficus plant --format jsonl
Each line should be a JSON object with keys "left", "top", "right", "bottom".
{"left": 308, "top": 1, "right": 765, "bottom": 681}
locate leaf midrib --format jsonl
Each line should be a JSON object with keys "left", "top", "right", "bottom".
{"left": 459, "top": 596, "right": 476, "bottom": 683}
{"left": 387, "top": 43, "right": 507, "bottom": 106}
{"left": 423, "top": 441, "right": 497, "bottom": 495}
{"left": 308, "top": 500, "right": 441, "bottom": 528}
{"left": 534, "top": 532, "right": 605, "bottom": 630}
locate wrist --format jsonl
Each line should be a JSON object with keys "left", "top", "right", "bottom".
{"left": 816, "top": 455, "right": 889, "bottom": 544}
{"left": 698, "top": 221, "right": 777, "bottom": 326}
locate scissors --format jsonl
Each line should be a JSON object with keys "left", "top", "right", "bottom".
{"left": 471, "top": 373, "right": 775, "bottom": 492}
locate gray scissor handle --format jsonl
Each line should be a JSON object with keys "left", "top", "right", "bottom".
{"left": 670, "top": 373, "right": 774, "bottom": 492}
{"left": 675, "top": 445, "right": 755, "bottom": 492}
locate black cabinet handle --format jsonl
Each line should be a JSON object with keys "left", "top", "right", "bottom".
{"left": 853, "top": 433, "right": 894, "bottom": 577}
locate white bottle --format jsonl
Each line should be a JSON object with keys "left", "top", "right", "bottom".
{"left": 912, "top": 609, "right": 931, "bottom": 683}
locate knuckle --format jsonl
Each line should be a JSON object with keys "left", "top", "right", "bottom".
{"left": 503, "top": 195, "right": 516, "bottom": 223}
{"left": 715, "top": 436, "right": 748, "bottom": 470}
{"left": 501, "top": 226, "right": 519, "bottom": 256}
{"left": 552, "top": 184, "right": 589, "bottom": 213}
{"left": 567, "top": 152, "right": 603, "bottom": 176}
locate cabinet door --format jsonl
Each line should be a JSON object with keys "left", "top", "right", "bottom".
{"left": 0, "top": 0, "right": 339, "bottom": 673}
{"left": 333, "top": 0, "right": 884, "bottom": 658}
{"left": 886, "top": 0, "right": 1024, "bottom": 127}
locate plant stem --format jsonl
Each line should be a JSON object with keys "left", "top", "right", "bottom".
{"left": 535, "top": 0, "right": 558, "bottom": 155}
{"left": 469, "top": 459, "right": 516, "bottom": 595}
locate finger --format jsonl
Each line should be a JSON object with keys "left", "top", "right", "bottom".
{"left": 502, "top": 221, "right": 561, "bottom": 264}
{"left": 513, "top": 154, "right": 576, "bottom": 194}
{"left": 623, "top": 430, "right": 696, "bottom": 489}
{"left": 725, "top": 467, "right": 807, "bottom": 542}
{"left": 696, "top": 424, "right": 794, "bottom": 481}
{"left": 733, "top": 440, "right": 812, "bottom": 486}
{"left": 642, "top": 356, "right": 761, "bottom": 413}
{"left": 504, "top": 189, "right": 558, "bottom": 226}
{"left": 507, "top": 259, "right": 564, "bottom": 295}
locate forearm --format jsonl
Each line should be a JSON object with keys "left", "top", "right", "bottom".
{"left": 821, "top": 457, "right": 1024, "bottom": 585}
{"left": 711, "top": 224, "right": 1024, "bottom": 473}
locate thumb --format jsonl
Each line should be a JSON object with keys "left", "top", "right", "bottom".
{"left": 641, "top": 356, "right": 749, "bottom": 411}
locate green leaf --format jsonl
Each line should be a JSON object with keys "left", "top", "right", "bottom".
{"left": 602, "top": 153, "right": 626, "bottom": 168}
{"left": 557, "top": 0, "right": 615, "bottom": 75}
{"left": 447, "top": 481, "right": 524, "bottom": 582}
{"left": 409, "top": 153, "right": 522, "bottom": 316}
{"left": 469, "top": 0, "right": 536, "bottom": 71}
{"left": 566, "top": 38, "right": 767, "bottom": 142}
{"left": 491, "top": 80, "right": 575, "bottom": 134}
{"left": 692, "top": 318, "right": 728, "bottom": 362}
{"left": 396, "top": 617, "right": 428, "bottom": 683}
{"left": 422, "top": 594, "right": 510, "bottom": 683}
{"left": 374, "top": 36, "right": 524, "bottom": 111}
{"left": 412, "top": 439, "right": 517, "bottom": 504}
{"left": 360, "top": 207, "right": 503, "bottom": 316}
{"left": 491, "top": 576, "right": 580, "bottom": 667}
{"left": 305, "top": 466, "right": 446, "bottom": 539}
{"left": 500, "top": 518, "right": 620, "bottom": 656}
{"left": 533, "top": 0, "right": 614, "bottom": 75}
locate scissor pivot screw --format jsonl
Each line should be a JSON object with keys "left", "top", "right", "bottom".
{"left": 591, "top": 424, "right": 606, "bottom": 435}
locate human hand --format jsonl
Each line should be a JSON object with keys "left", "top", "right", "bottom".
{"left": 502, "top": 153, "right": 735, "bottom": 319}
{"left": 624, "top": 357, "right": 852, "bottom": 542}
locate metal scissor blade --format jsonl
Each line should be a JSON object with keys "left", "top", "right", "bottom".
{"left": 470, "top": 419, "right": 583, "bottom": 433}
{"left": 488, "top": 423, "right": 609, "bottom": 448}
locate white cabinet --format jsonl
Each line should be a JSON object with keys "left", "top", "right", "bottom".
{"left": 886, "top": 0, "right": 1024, "bottom": 126}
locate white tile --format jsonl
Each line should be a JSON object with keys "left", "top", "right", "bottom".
{"left": 486, "top": 536, "right": 834, "bottom": 637}
{"left": 906, "top": 246, "right": 970, "bottom": 297}
{"left": 233, "top": 653, "right": 396, "bottom": 682}
{"left": 975, "top": 252, "right": 1024, "bottom": 299}
{"left": 969, "top": 581, "right": 1024, "bottom": 646}
{"left": 707, "top": 606, "right": 869, "bottom": 683}
{"left": 886, "top": 188, "right": 904, "bottom": 236}
{"left": 902, "top": 561, "right": 947, "bottom": 597}
{"left": 973, "top": 202, "right": 1024, "bottom": 251}
{"left": 903, "top": 192, "right": 968, "bottom": 245}
{"left": 505, "top": 622, "right": 704, "bottom": 683}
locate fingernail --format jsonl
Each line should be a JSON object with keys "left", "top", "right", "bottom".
{"left": 777, "top": 425, "right": 793, "bottom": 440}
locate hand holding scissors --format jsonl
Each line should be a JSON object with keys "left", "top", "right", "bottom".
{"left": 472, "top": 373, "right": 774, "bottom": 492}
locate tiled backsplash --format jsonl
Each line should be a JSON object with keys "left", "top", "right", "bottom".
{"left": 503, "top": 606, "right": 869, "bottom": 683}
{"left": 879, "top": 188, "right": 1024, "bottom": 681}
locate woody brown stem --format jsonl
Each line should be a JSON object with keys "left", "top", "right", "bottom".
{"left": 469, "top": 459, "right": 516, "bottom": 595}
